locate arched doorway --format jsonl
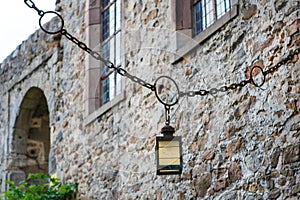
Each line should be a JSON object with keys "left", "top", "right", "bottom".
{"left": 10, "top": 87, "right": 50, "bottom": 181}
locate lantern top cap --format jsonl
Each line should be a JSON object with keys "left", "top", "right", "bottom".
{"left": 161, "top": 125, "right": 175, "bottom": 136}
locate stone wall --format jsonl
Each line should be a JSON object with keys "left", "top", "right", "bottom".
{"left": 0, "top": 0, "right": 299, "bottom": 199}
{"left": 0, "top": 16, "right": 63, "bottom": 190}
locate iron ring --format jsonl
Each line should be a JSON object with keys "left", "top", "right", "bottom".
{"left": 39, "top": 11, "right": 64, "bottom": 34}
{"left": 250, "top": 66, "right": 266, "bottom": 88}
{"left": 154, "top": 76, "right": 180, "bottom": 107}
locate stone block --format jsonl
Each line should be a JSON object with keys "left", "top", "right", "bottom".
{"left": 228, "top": 162, "right": 242, "bottom": 184}
{"left": 245, "top": 149, "right": 265, "bottom": 172}
{"left": 226, "top": 137, "right": 245, "bottom": 157}
{"left": 274, "top": 0, "right": 287, "bottom": 12}
{"left": 203, "top": 150, "right": 215, "bottom": 161}
{"left": 287, "top": 19, "right": 300, "bottom": 36}
{"left": 291, "top": 184, "right": 300, "bottom": 195}
{"left": 277, "top": 177, "right": 286, "bottom": 186}
{"left": 193, "top": 172, "right": 212, "bottom": 197}
{"left": 242, "top": 4, "right": 257, "bottom": 20}
{"left": 269, "top": 188, "right": 281, "bottom": 200}
{"left": 214, "top": 178, "right": 227, "bottom": 192}
{"left": 282, "top": 143, "right": 300, "bottom": 164}
{"left": 271, "top": 147, "right": 281, "bottom": 168}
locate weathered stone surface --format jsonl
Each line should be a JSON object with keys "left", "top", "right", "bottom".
{"left": 277, "top": 177, "right": 286, "bottom": 186}
{"left": 226, "top": 137, "right": 245, "bottom": 157}
{"left": 271, "top": 147, "right": 281, "bottom": 168}
{"left": 282, "top": 143, "right": 300, "bottom": 164}
{"left": 291, "top": 184, "right": 300, "bottom": 195}
{"left": 214, "top": 178, "right": 227, "bottom": 192}
{"left": 203, "top": 150, "right": 215, "bottom": 160}
{"left": 0, "top": 0, "right": 299, "bottom": 199}
{"left": 287, "top": 19, "right": 300, "bottom": 36}
{"left": 193, "top": 172, "right": 212, "bottom": 197}
{"left": 242, "top": 4, "right": 257, "bottom": 20}
{"left": 274, "top": 0, "right": 287, "bottom": 12}
{"left": 228, "top": 162, "right": 242, "bottom": 184}
{"left": 269, "top": 188, "right": 281, "bottom": 200}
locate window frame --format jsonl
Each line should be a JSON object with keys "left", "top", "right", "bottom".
{"left": 172, "top": 0, "right": 239, "bottom": 63}
{"left": 85, "top": 0, "right": 125, "bottom": 125}
{"left": 99, "top": 0, "right": 122, "bottom": 107}
{"left": 193, "top": 0, "right": 232, "bottom": 36}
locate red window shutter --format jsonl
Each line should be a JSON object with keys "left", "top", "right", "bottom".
{"left": 89, "top": 0, "right": 101, "bottom": 25}
{"left": 175, "top": 0, "right": 192, "bottom": 30}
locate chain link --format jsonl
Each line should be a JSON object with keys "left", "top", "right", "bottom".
{"left": 181, "top": 79, "right": 251, "bottom": 97}
{"left": 165, "top": 106, "right": 171, "bottom": 125}
{"left": 116, "top": 68, "right": 155, "bottom": 91}
{"left": 25, "top": 1, "right": 155, "bottom": 92}
{"left": 264, "top": 49, "right": 299, "bottom": 75}
{"left": 59, "top": 29, "right": 113, "bottom": 67}
{"left": 181, "top": 47, "right": 300, "bottom": 97}
{"left": 24, "top": 0, "right": 44, "bottom": 16}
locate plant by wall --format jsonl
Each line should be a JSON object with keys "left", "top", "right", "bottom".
{"left": 1, "top": 173, "right": 77, "bottom": 200}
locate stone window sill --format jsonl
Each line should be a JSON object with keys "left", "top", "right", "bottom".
{"left": 85, "top": 92, "right": 125, "bottom": 125}
{"left": 172, "top": 5, "right": 239, "bottom": 63}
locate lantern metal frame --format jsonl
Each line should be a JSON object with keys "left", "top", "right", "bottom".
{"left": 156, "top": 125, "right": 183, "bottom": 175}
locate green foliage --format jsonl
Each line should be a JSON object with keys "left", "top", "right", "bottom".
{"left": 1, "top": 173, "right": 77, "bottom": 200}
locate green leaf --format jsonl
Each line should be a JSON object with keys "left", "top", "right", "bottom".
{"left": 1, "top": 173, "right": 78, "bottom": 200}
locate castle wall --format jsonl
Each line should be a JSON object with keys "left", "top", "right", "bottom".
{"left": 0, "top": 0, "right": 299, "bottom": 199}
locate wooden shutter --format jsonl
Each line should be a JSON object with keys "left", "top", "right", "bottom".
{"left": 174, "top": 0, "right": 192, "bottom": 30}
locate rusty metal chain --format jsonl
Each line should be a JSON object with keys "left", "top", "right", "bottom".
{"left": 165, "top": 106, "right": 171, "bottom": 125}
{"left": 24, "top": 0, "right": 155, "bottom": 92}
{"left": 180, "top": 48, "right": 300, "bottom": 97}
{"left": 180, "top": 79, "right": 251, "bottom": 97}
{"left": 59, "top": 29, "right": 114, "bottom": 67}
{"left": 24, "top": 0, "right": 300, "bottom": 112}
{"left": 116, "top": 68, "right": 155, "bottom": 91}
{"left": 24, "top": 0, "right": 44, "bottom": 16}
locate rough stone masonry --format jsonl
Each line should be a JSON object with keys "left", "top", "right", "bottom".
{"left": 0, "top": 0, "right": 299, "bottom": 199}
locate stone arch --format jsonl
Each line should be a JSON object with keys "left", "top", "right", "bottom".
{"left": 10, "top": 87, "right": 50, "bottom": 181}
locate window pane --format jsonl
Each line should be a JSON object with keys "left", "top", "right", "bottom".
{"left": 115, "top": 32, "right": 121, "bottom": 66}
{"left": 102, "top": 38, "right": 115, "bottom": 62}
{"left": 226, "top": 0, "right": 231, "bottom": 11}
{"left": 206, "top": 0, "right": 214, "bottom": 27}
{"left": 102, "top": 0, "right": 110, "bottom": 8}
{"left": 216, "top": 0, "right": 231, "bottom": 19}
{"left": 109, "top": 38, "right": 115, "bottom": 63}
{"left": 109, "top": 73, "right": 115, "bottom": 100}
{"left": 102, "top": 78, "right": 110, "bottom": 104}
{"left": 116, "top": 73, "right": 122, "bottom": 96}
{"left": 102, "top": 41, "right": 110, "bottom": 60}
{"left": 216, "top": 0, "right": 225, "bottom": 18}
{"left": 102, "top": 10, "right": 110, "bottom": 40}
{"left": 109, "top": 4, "right": 115, "bottom": 37}
{"left": 194, "top": 0, "right": 232, "bottom": 35}
{"left": 194, "top": 2, "right": 203, "bottom": 35}
{"left": 116, "top": 0, "right": 121, "bottom": 30}
{"left": 202, "top": 2, "right": 206, "bottom": 30}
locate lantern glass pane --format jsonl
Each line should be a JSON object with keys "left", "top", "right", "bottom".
{"left": 158, "top": 140, "right": 179, "bottom": 147}
{"left": 158, "top": 140, "right": 180, "bottom": 165}
{"left": 156, "top": 135, "right": 182, "bottom": 175}
{"left": 159, "top": 158, "right": 181, "bottom": 165}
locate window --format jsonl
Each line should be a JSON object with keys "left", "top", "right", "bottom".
{"left": 85, "top": 0, "right": 124, "bottom": 124}
{"left": 100, "top": 0, "right": 122, "bottom": 105}
{"left": 171, "top": 0, "right": 238, "bottom": 62}
{"left": 194, "top": 0, "right": 231, "bottom": 35}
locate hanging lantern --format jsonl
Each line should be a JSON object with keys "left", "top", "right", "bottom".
{"left": 156, "top": 125, "right": 183, "bottom": 175}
